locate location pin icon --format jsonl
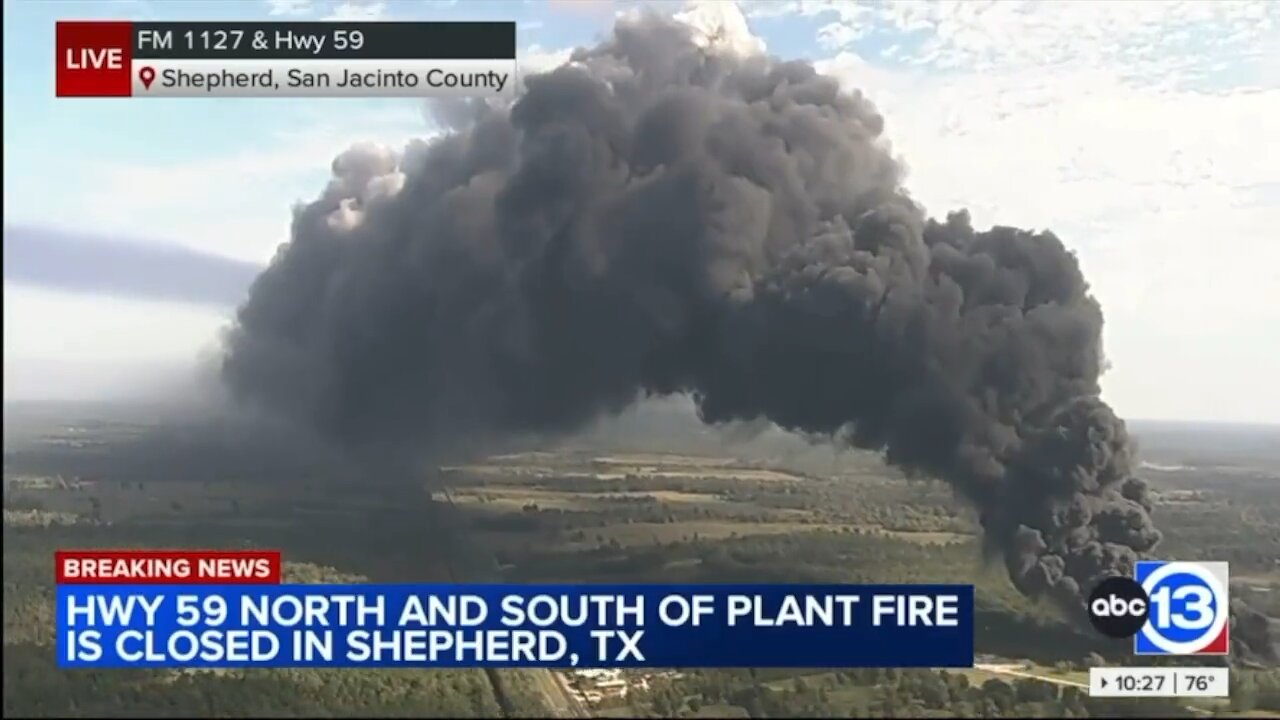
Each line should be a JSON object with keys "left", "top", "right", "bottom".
{"left": 139, "top": 67, "right": 156, "bottom": 90}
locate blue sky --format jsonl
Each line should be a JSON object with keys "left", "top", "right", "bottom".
{"left": 4, "top": 0, "right": 1279, "bottom": 423}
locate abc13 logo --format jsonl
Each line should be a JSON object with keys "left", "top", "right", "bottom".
{"left": 1087, "top": 561, "right": 1230, "bottom": 655}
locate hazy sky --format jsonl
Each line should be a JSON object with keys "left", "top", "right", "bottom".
{"left": 3, "top": 0, "right": 1278, "bottom": 423}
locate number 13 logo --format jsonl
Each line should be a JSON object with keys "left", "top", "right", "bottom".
{"left": 1135, "top": 561, "right": 1230, "bottom": 656}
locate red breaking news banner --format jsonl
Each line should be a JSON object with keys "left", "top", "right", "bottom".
{"left": 56, "top": 21, "right": 134, "bottom": 97}
{"left": 55, "top": 549, "right": 282, "bottom": 584}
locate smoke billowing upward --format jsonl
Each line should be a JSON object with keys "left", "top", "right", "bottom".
{"left": 222, "top": 13, "right": 1162, "bottom": 608}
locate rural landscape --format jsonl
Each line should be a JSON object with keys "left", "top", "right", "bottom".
{"left": 4, "top": 399, "right": 1278, "bottom": 718}
{"left": 8, "top": 0, "right": 1278, "bottom": 718}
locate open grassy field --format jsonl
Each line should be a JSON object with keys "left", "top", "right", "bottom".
{"left": 442, "top": 465, "right": 807, "bottom": 484}
{"left": 440, "top": 451, "right": 975, "bottom": 551}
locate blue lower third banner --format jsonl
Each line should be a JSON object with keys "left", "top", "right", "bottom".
{"left": 58, "top": 584, "right": 974, "bottom": 669}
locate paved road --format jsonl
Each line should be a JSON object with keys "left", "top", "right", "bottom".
{"left": 974, "top": 663, "right": 1087, "bottom": 689}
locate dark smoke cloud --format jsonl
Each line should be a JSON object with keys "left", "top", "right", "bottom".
{"left": 4, "top": 226, "right": 261, "bottom": 307}
{"left": 222, "top": 13, "right": 1162, "bottom": 607}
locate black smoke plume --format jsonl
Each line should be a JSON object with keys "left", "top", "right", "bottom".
{"left": 222, "top": 13, "right": 1163, "bottom": 608}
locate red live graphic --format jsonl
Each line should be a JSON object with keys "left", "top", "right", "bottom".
{"left": 56, "top": 21, "right": 134, "bottom": 97}
{"left": 56, "top": 550, "right": 282, "bottom": 584}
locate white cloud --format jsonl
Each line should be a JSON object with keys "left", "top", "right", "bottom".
{"left": 266, "top": 0, "right": 312, "bottom": 16}
{"left": 521, "top": 44, "right": 574, "bottom": 74}
{"left": 866, "top": 1, "right": 1276, "bottom": 82}
{"left": 2, "top": 283, "right": 230, "bottom": 402}
{"left": 811, "top": 3, "right": 1280, "bottom": 422}
{"left": 675, "top": 0, "right": 767, "bottom": 56}
{"left": 4, "top": 285, "right": 226, "bottom": 363}
{"left": 742, "top": 0, "right": 874, "bottom": 52}
{"left": 323, "top": 1, "right": 388, "bottom": 21}
{"left": 70, "top": 107, "right": 428, "bottom": 264}
{"left": 817, "top": 20, "right": 865, "bottom": 51}
{"left": 750, "top": 1, "right": 1280, "bottom": 84}
{"left": 741, "top": 0, "right": 867, "bottom": 21}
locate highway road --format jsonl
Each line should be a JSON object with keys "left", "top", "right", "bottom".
{"left": 433, "top": 486, "right": 589, "bottom": 718}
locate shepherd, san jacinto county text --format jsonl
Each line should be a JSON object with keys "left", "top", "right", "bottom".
{"left": 133, "top": 60, "right": 517, "bottom": 98}
{"left": 154, "top": 67, "right": 511, "bottom": 92}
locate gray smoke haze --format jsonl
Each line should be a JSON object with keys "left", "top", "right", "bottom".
{"left": 222, "top": 13, "right": 1162, "bottom": 608}
{"left": 4, "top": 226, "right": 261, "bottom": 307}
